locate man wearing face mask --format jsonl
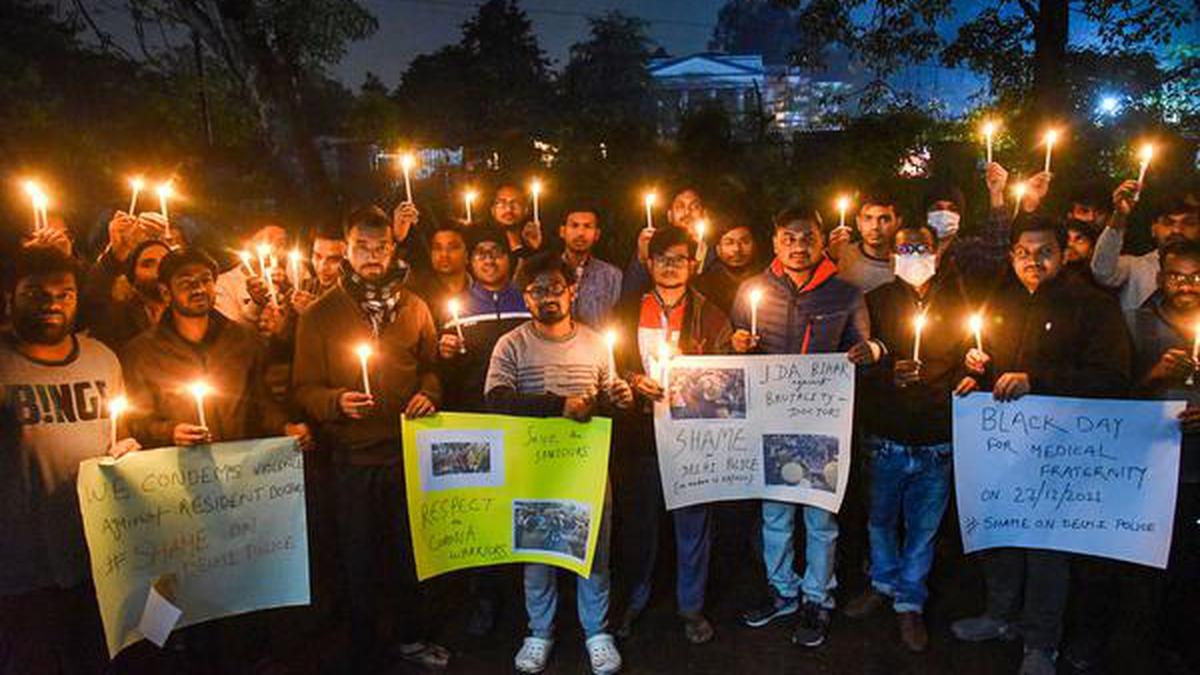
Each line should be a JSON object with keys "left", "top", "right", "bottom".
{"left": 950, "top": 216, "right": 1131, "bottom": 675}
{"left": 830, "top": 193, "right": 902, "bottom": 293}
{"left": 840, "top": 222, "right": 971, "bottom": 652}
{"left": 1092, "top": 190, "right": 1200, "bottom": 311}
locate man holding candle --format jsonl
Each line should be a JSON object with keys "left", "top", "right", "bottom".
{"left": 559, "top": 205, "right": 622, "bottom": 327}
{"left": 1091, "top": 191, "right": 1200, "bottom": 311}
{"left": 90, "top": 239, "right": 171, "bottom": 352}
{"left": 490, "top": 183, "right": 543, "bottom": 257}
{"left": 610, "top": 226, "right": 732, "bottom": 644}
{"left": 290, "top": 224, "right": 347, "bottom": 313}
{"left": 291, "top": 206, "right": 449, "bottom": 672}
{"left": 839, "top": 221, "right": 972, "bottom": 653}
{"left": 410, "top": 222, "right": 471, "bottom": 328}
{"left": 828, "top": 192, "right": 903, "bottom": 293}
{"left": 214, "top": 223, "right": 288, "bottom": 326}
{"left": 729, "top": 205, "right": 870, "bottom": 648}
{"left": 484, "top": 251, "right": 633, "bottom": 675}
{"left": 621, "top": 187, "right": 716, "bottom": 301}
{"left": 694, "top": 211, "right": 761, "bottom": 315}
{"left": 1, "top": 247, "right": 139, "bottom": 673}
{"left": 950, "top": 216, "right": 1131, "bottom": 675}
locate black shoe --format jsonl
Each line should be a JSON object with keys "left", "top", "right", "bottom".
{"left": 740, "top": 589, "right": 800, "bottom": 628}
{"left": 792, "top": 602, "right": 832, "bottom": 648}
{"left": 465, "top": 597, "right": 498, "bottom": 637}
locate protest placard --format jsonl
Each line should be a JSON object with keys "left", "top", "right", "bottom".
{"left": 652, "top": 354, "right": 855, "bottom": 512}
{"left": 953, "top": 393, "right": 1183, "bottom": 568}
{"left": 402, "top": 412, "right": 611, "bottom": 580}
{"left": 76, "top": 437, "right": 310, "bottom": 657}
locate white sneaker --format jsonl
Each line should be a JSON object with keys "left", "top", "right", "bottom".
{"left": 514, "top": 636, "right": 554, "bottom": 674}
{"left": 585, "top": 633, "right": 622, "bottom": 674}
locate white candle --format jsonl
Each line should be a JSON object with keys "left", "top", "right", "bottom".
{"left": 188, "top": 381, "right": 210, "bottom": 429}
{"left": 264, "top": 259, "right": 279, "bottom": 306}
{"left": 530, "top": 179, "right": 542, "bottom": 224}
{"left": 1189, "top": 321, "right": 1200, "bottom": 386}
{"left": 464, "top": 190, "right": 477, "bottom": 224}
{"left": 657, "top": 340, "right": 671, "bottom": 390}
{"left": 400, "top": 153, "right": 415, "bottom": 203}
{"left": 356, "top": 343, "right": 373, "bottom": 397}
{"left": 448, "top": 299, "right": 466, "bottom": 353}
{"left": 836, "top": 195, "right": 850, "bottom": 230}
{"left": 1043, "top": 129, "right": 1058, "bottom": 174}
{"left": 128, "top": 177, "right": 144, "bottom": 215}
{"left": 969, "top": 313, "right": 984, "bottom": 352}
{"left": 1012, "top": 182, "right": 1027, "bottom": 219}
{"left": 24, "top": 181, "right": 47, "bottom": 232}
{"left": 695, "top": 219, "right": 708, "bottom": 274}
{"left": 1135, "top": 144, "right": 1154, "bottom": 201}
{"left": 913, "top": 312, "right": 928, "bottom": 363}
{"left": 604, "top": 330, "right": 618, "bottom": 387}
{"left": 238, "top": 250, "right": 254, "bottom": 276}
{"left": 156, "top": 182, "right": 173, "bottom": 236}
{"left": 983, "top": 121, "right": 997, "bottom": 165}
{"left": 749, "top": 288, "right": 763, "bottom": 337}
{"left": 288, "top": 248, "right": 303, "bottom": 289}
{"left": 644, "top": 192, "right": 657, "bottom": 231}
{"left": 109, "top": 395, "right": 128, "bottom": 451}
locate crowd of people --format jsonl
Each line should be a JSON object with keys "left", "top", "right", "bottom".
{"left": 1, "top": 162, "right": 1198, "bottom": 675}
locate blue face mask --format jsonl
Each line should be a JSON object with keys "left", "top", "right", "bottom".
{"left": 927, "top": 210, "right": 961, "bottom": 238}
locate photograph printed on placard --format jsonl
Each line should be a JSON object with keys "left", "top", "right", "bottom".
{"left": 762, "top": 433, "right": 839, "bottom": 493}
{"left": 416, "top": 428, "right": 505, "bottom": 492}
{"left": 431, "top": 441, "right": 492, "bottom": 476}
{"left": 668, "top": 367, "right": 747, "bottom": 420}
{"left": 513, "top": 499, "right": 591, "bottom": 561}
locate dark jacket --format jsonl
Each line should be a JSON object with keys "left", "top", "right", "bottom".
{"left": 438, "top": 282, "right": 530, "bottom": 412}
{"left": 971, "top": 274, "right": 1131, "bottom": 398}
{"left": 729, "top": 257, "right": 868, "bottom": 355}
{"left": 694, "top": 261, "right": 757, "bottom": 317}
{"left": 1128, "top": 292, "right": 1199, "bottom": 483}
{"left": 122, "top": 311, "right": 289, "bottom": 448}
{"left": 862, "top": 271, "right": 972, "bottom": 446}
{"left": 292, "top": 284, "right": 441, "bottom": 465}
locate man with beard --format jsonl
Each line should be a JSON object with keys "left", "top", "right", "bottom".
{"left": 730, "top": 206, "right": 871, "bottom": 649}
{"left": 484, "top": 251, "right": 633, "bottom": 675}
{"left": 840, "top": 222, "right": 971, "bottom": 653}
{"left": 490, "top": 184, "right": 542, "bottom": 257}
{"left": 622, "top": 187, "right": 716, "bottom": 301}
{"left": 950, "top": 217, "right": 1131, "bottom": 675}
{"left": 291, "top": 224, "right": 347, "bottom": 314}
{"left": 292, "top": 206, "right": 449, "bottom": 672}
{"left": 1, "top": 247, "right": 139, "bottom": 673}
{"left": 694, "top": 213, "right": 760, "bottom": 315}
{"left": 560, "top": 206, "right": 622, "bottom": 327}
{"left": 90, "top": 239, "right": 170, "bottom": 352}
{"left": 1092, "top": 190, "right": 1200, "bottom": 310}
{"left": 828, "top": 192, "right": 902, "bottom": 293}
{"left": 611, "top": 226, "right": 732, "bottom": 645}
{"left": 409, "top": 222, "right": 470, "bottom": 328}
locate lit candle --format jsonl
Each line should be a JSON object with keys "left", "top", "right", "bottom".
{"left": 695, "top": 219, "right": 708, "bottom": 274}
{"left": 749, "top": 288, "right": 763, "bottom": 337}
{"left": 109, "top": 395, "right": 128, "bottom": 452}
{"left": 355, "top": 343, "right": 373, "bottom": 397}
{"left": 1189, "top": 321, "right": 1200, "bottom": 386}
{"left": 969, "top": 313, "right": 984, "bottom": 352}
{"left": 188, "top": 380, "right": 211, "bottom": 429}
{"left": 1135, "top": 143, "right": 1154, "bottom": 201}
{"left": 1012, "top": 181, "right": 1027, "bottom": 219}
{"left": 657, "top": 340, "right": 671, "bottom": 390}
{"left": 447, "top": 299, "right": 466, "bottom": 353}
{"left": 836, "top": 195, "right": 850, "bottom": 231}
{"left": 238, "top": 250, "right": 254, "bottom": 276}
{"left": 464, "top": 189, "right": 477, "bottom": 224}
{"left": 288, "top": 248, "right": 303, "bottom": 289}
{"left": 1043, "top": 129, "right": 1058, "bottom": 174}
{"left": 23, "top": 181, "right": 47, "bottom": 232}
{"left": 982, "top": 120, "right": 997, "bottom": 165}
{"left": 263, "top": 258, "right": 279, "bottom": 306}
{"left": 530, "top": 178, "right": 542, "bottom": 224}
{"left": 255, "top": 243, "right": 271, "bottom": 277}
{"left": 604, "top": 330, "right": 618, "bottom": 387}
{"left": 128, "top": 177, "right": 144, "bottom": 215}
{"left": 155, "top": 181, "right": 173, "bottom": 236}
{"left": 644, "top": 191, "right": 657, "bottom": 231}
{"left": 400, "top": 152, "right": 415, "bottom": 203}
{"left": 913, "top": 312, "right": 928, "bottom": 363}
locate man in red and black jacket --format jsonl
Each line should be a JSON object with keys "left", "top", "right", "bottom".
{"left": 610, "top": 226, "right": 732, "bottom": 645}
{"left": 950, "top": 215, "right": 1131, "bottom": 675}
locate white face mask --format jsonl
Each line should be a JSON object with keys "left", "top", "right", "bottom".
{"left": 927, "top": 210, "right": 961, "bottom": 238}
{"left": 894, "top": 253, "right": 937, "bottom": 287}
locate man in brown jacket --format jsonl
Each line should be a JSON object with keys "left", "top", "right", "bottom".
{"left": 291, "top": 206, "right": 449, "bottom": 673}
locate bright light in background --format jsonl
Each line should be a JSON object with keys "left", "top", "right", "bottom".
{"left": 1097, "top": 94, "right": 1122, "bottom": 118}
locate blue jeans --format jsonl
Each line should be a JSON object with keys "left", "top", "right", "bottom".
{"left": 864, "top": 436, "right": 952, "bottom": 613}
{"left": 525, "top": 488, "right": 612, "bottom": 638}
{"left": 761, "top": 501, "right": 839, "bottom": 609}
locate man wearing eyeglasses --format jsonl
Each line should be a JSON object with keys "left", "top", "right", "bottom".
{"left": 490, "top": 184, "right": 543, "bottom": 258}
{"left": 839, "top": 221, "right": 972, "bottom": 652}
{"left": 484, "top": 251, "right": 633, "bottom": 675}
{"left": 728, "top": 206, "right": 870, "bottom": 649}
{"left": 950, "top": 216, "right": 1131, "bottom": 675}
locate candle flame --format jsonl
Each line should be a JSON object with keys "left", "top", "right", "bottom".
{"left": 1139, "top": 144, "right": 1155, "bottom": 163}
{"left": 530, "top": 178, "right": 542, "bottom": 195}
{"left": 465, "top": 189, "right": 477, "bottom": 203}
{"left": 836, "top": 195, "right": 850, "bottom": 212}
{"left": 255, "top": 242, "right": 272, "bottom": 257}
{"left": 400, "top": 153, "right": 415, "bottom": 171}
{"left": 155, "top": 181, "right": 174, "bottom": 199}
{"left": 695, "top": 219, "right": 707, "bottom": 239}
{"left": 22, "top": 180, "right": 44, "bottom": 199}
{"left": 644, "top": 191, "right": 657, "bottom": 207}
{"left": 238, "top": 250, "right": 252, "bottom": 263}
{"left": 110, "top": 396, "right": 129, "bottom": 416}
{"left": 188, "top": 381, "right": 211, "bottom": 400}
{"left": 129, "top": 176, "right": 144, "bottom": 191}
{"left": 31, "top": 193, "right": 48, "bottom": 209}
{"left": 1044, "top": 129, "right": 1059, "bottom": 146}
{"left": 982, "top": 120, "right": 997, "bottom": 137}
{"left": 968, "top": 313, "right": 983, "bottom": 334}
{"left": 604, "top": 330, "right": 617, "bottom": 348}
{"left": 749, "top": 288, "right": 764, "bottom": 306}
{"left": 914, "top": 313, "right": 928, "bottom": 333}
{"left": 1013, "top": 182, "right": 1027, "bottom": 199}
{"left": 447, "top": 298, "right": 460, "bottom": 316}
{"left": 288, "top": 248, "right": 302, "bottom": 263}
{"left": 355, "top": 343, "right": 373, "bottom": 360}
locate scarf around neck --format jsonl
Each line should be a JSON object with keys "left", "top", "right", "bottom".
{"left": 341, "top": 260, "right": 409, "bottom": 337}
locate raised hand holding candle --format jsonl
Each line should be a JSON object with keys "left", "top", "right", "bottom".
{"left": 913, "top": 312, "right": 928, "bottom": 363}
{"left": 969, "top": 313, "right": 984, "bottom": 352}
{"left": 109, "top": 395, "right": 128, "bottom": 451}
{"left": 530, "top": 179, "right": 543, "bottom": 224}
{"left": 836, "top": 195, "right": 851, "bottom": 231}
{"left": 982, "top": 120, "right": 998, "bottom": 165}
{"left": 644, "top": 191, "right": 657, "bottom": 231}
{"left": 188, "top": 381, "right": 211, "bottom": 429}
{"left": 604, "top": 330, "right": 618, "bottom": 387}
{"left": 1135, "top": 144, "right": 1154, "bottom": 201}
{"left": 447, "top": 299, "right": 467, "bottom": 353}
{"left": 155, "top": 181, "right": 173, "bottom": 236}
{"left": 464, "top": 189, "right": 477, "bottom": 224}
{"left": 128, "top": 177, "right": 144, "bottom": 215}
{"left": 355, "top": 343, "right": 374, "bottom": 397}
{"left": 749, "top": 288, "right": 763, "bottom": 337}
{"left": 23, "top": 181, "right": 48, "bottom": 232}
{"left": 400, "top": 153, "right": 415, "bottom": 203}
{"left": 1043, "top": 129, "right": 1058, "bottom": 174}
